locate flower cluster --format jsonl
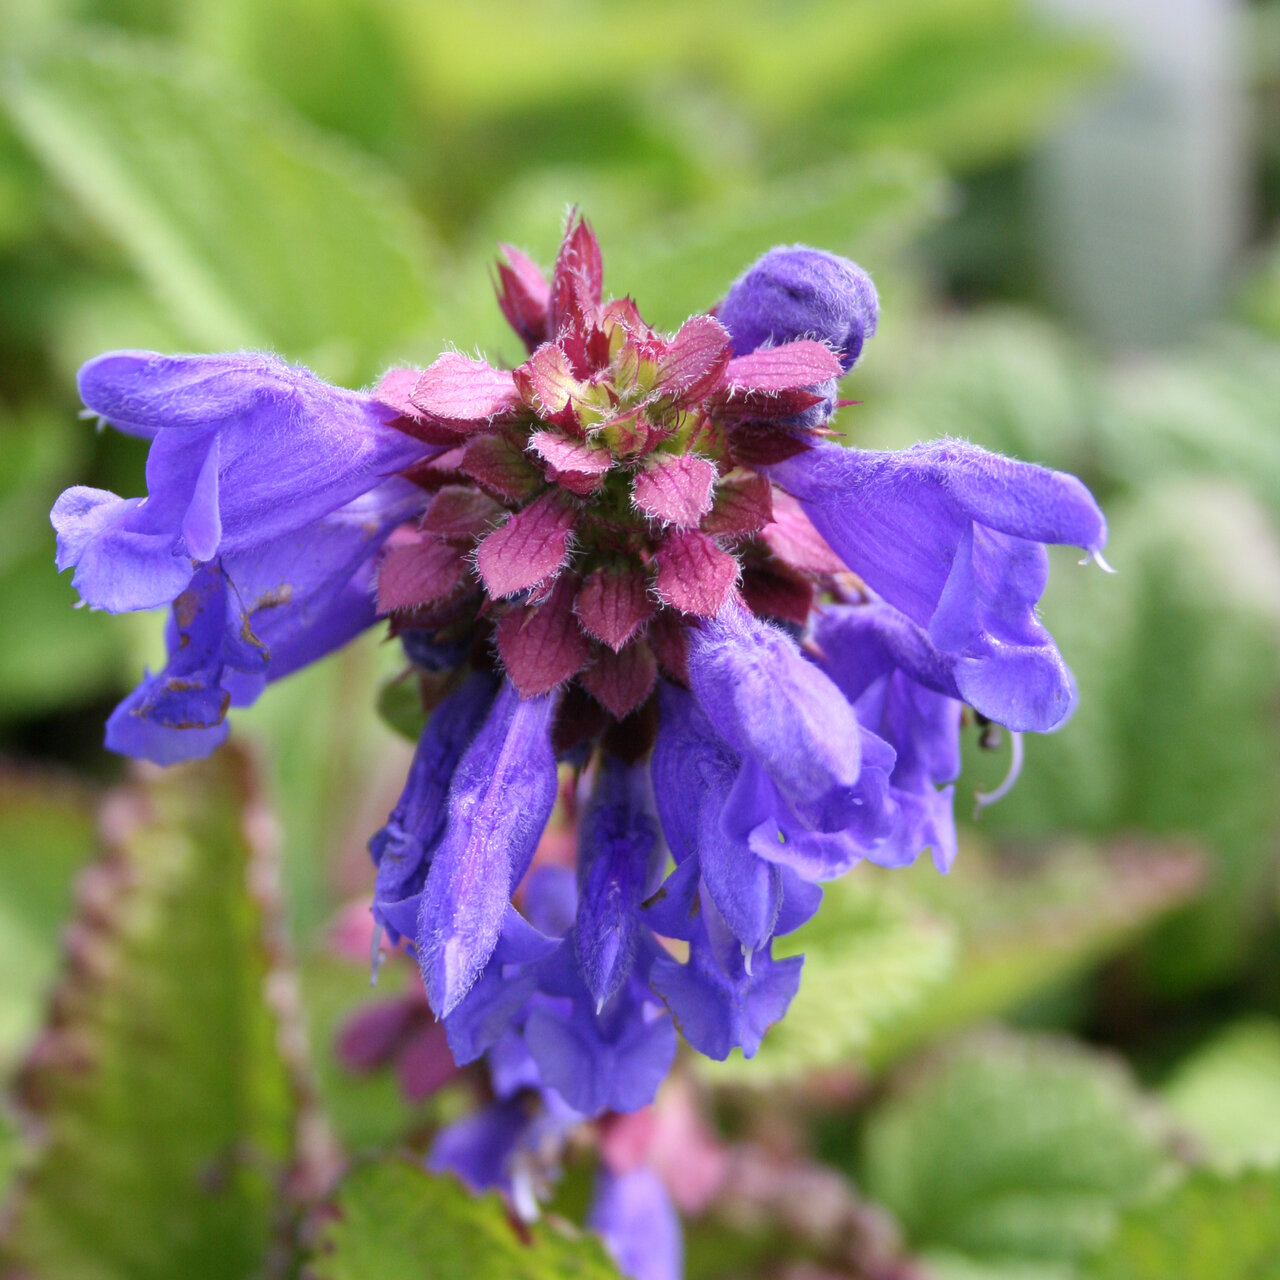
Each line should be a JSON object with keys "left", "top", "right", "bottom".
{"left": 52, "top": 216, "right": 1105, "bottom": 1278}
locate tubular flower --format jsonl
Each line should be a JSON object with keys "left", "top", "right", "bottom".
{"left": 54, "top": 214, "right": 1106, "bottom": 1273}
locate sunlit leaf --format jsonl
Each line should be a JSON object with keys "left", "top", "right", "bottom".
{"left": 1080, "top": 1168, "right": 1280, "bottom": 1280}
{"left": 1, "top": 751, "right": 297, "bottom": 1280}
{"left": 701, "top": 874, "right": 957, "bottom": 1085}
{"left": 860, "top": 1032, "right": 1169, "bottom": 1272}
{"left": 3, "top": 34, "right": 435, "bottom": 384}
{"left": 312, "top": 1159, "right": 620, "bottom": 1280}
{"left": 866, "top": 840, "right": 1202, "bottom": 1070}
{"left": 1163, "top": 1018, "right": 1280, "bottom": 1173}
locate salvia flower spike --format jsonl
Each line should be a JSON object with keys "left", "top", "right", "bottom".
{"left": 51, "top": 212, "right": 1106, "bottom": 1270}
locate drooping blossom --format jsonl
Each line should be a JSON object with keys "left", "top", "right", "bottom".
{"left": 53, "top": 214, "right": 1106, "bottom": 1276}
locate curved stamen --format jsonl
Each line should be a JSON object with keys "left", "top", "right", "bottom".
{"left": 974, "top": 730, "right": 1024, "bottom": 817}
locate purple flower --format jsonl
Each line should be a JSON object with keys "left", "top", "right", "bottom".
{"left": 812, "top": 601, "right": 963, "bottom": 872}
{"left": 54, "top": 221, "right": 1109, "bottom": 1280}
{"left": 688, "top": 601, "right": 864, "bottom": 831}
{"left": 428, "top": 1088, "right": 581, "bottom": 1222}
{"left": 444, "top": 864, "right": 677, "bottom": 1118}
{"left": 574, "top": 756, "right": 665, "bottom": 1009}
{"left": 767, "top": 439, "right": 1107, "bottom": 732}
{"left": 103, "top": 481, "right": 420, "bottom": 763}
{"left": 718, "top": 245, "right": 879, "bottom": 372}
{"left": 649, "top": 882, "right": 804, "bottom": 1062}
{"left": 368, "top": 670, "right": 499, "bottom": 943}
{"left": 523, "top": 940, "right": 677, "bottom": 1117}
{"left": 53, "top": 351, "right": 432, "bottom": 613}
{"left": 417, "top": 681, "right": 559, "bottom": 1017}
{"left": 589, "top": 1167, "right": 683, "bottom": 1280}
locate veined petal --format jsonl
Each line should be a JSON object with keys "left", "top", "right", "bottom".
{"left": 417, "top": 682, "right": 559, "bottom": 1016}
{"left": 475, "top": 490, "right": 577, "bottom": 598}
{"left": 688, "top": 602, "right": 861, "bottom": 829}
{"left": 769, "top": 439, "right": 1106, "bottom": 730}
{"left": 575, "top": 756, "right": 662, "bottom": 1008}
{"left": 406, "top": 352, "right": 524, "bottom": 429}
{"left": 61, "top": 351, "right": 433, "bottom": 613}
{"left": 654, "top": 314, "right": 731, "bottom": 405}
{"left": 719, "top": 340, "right": 843, "bottom": 393}
{"left": 369, "top": 670, "right": 499, "bottom": 941}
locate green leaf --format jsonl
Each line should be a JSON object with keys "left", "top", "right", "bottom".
{"left": 606, "top": 151, "right": 949, "bottom": 333}
{"left": 0, "top": 402, "right": 137, "bottom": 719}
{"left": 1, "top": 750, "right": 297, "bottom": 1280}
{"left": 860, "top": 1032, "right": 1170, "bottom": 1272}
{"left": 1163, "top": 1019, "right": 1280, "bottom": 1173}
{"left": 1098, "top": 330, "right": 1280, "bottom": 522}
{"left": 3, "top": 33, "right": 435, "bottom": 385}
{"left": 866, "top": 840, "right": 1202, "bottom": 1069}
{"left": 1080, "top": 1169, "right": 1280, "bottom": 1280}
{"left": 236, "top": 631, "right": 408, "bottom": 940}
{"left": 0, "top": 769, "right": 95, "bottom": 1073}
{"left": 386, "top": 0, "right": 1102, "bottom": 172}
{"left": 701, "top": 874, "right": 957, "bottom": 1085}
{"left": 783, "top": 0, "right": 1110, "bottom": 171}
{"left": 854, "top": 309, "right": 1102, "bottom": 476}
{"left": 1094, "top": 482, "right": 1280, "bottom": 990}
{"left": 312, "top": 1159, "right": 620, "bottom": 1280}
{"left": 376, "top": 669, "right": 428, "bottom": 744}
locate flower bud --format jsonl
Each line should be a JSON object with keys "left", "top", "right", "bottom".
{"left": 718, "top": 245, "right": 879, "bottom": 371}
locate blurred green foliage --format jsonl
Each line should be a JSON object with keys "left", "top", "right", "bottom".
{"left": 860, "top": 1032, "right": 1169, "bottom": 1276}
{"left": 0, "top": 0, "right": 1278, "bottom": 1275}
{"left": 0, "top": 753, "right": 295, "bottom": 1280}
{"left": 1081, "top": 1168, "right": 1280, "bottom": 1280}
{"left": 315, "top": 1159, "right": 621, "bottom": 1279}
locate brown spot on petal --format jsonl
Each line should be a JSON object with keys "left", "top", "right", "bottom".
{"left": 173, "top": 586, "right": 199, "bottom": 630}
